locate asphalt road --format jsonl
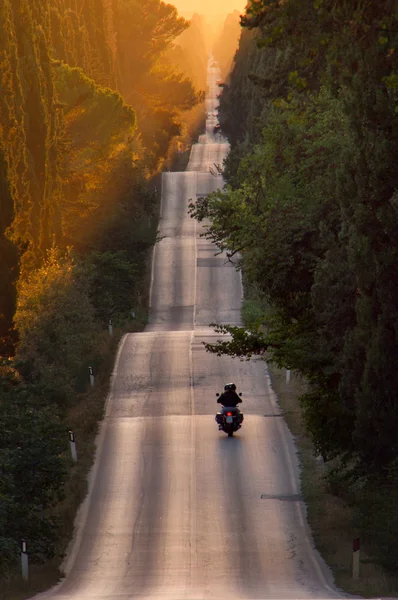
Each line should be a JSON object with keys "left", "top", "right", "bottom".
{"left": 33, "top": 59, "right": 343, "bottom": 600}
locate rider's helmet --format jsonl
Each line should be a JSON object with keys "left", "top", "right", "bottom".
{"left": 224, "top": 382, "right": 236, "bottom": 391}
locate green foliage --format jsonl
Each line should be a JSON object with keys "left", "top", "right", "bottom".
{"left": 80, "top": 251, "right": 137, "bottom": 324}
{"left": 0, "top": 395, "right": 66, "bottom": 511}
{"left": 218, "top": 27, "right": 267, "bottom": 148}
{"left": 203, "top": 323, "right": 271, "bottom": 359}
{"left": 0, "top": 369, "right": 67, "bottom": 569}
{"left": 14, "top": 250, "right": 97, "bottom": 404}
{"left": 0, "top": 533, "right": 19, "bottom": 579}
{"left": 241, "top": 299, "right": 266, "bottom": 331}
{"left": 354, "top": 467, "right": 398, "bottom": 573}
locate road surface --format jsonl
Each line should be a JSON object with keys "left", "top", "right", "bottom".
{"left": 33, "top": 59, "right": 343, "bottom": 600}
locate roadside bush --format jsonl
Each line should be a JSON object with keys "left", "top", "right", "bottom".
{"left": 354, "top": 466, "right": 398, "bottom": 573}
{"left": 0, "top": 518, "right": 19, "bottom": 579}
{"left": 80, "top": 251, "right": 137, "bottom": 325}
{"left": 241, "top": 299, "right": 266, "bottom": 331}
{"left": 0, "top": 384, "right": 67, "bottom": 567}
{"left": 14, "top": 250, "right": 97, "bottom": 405}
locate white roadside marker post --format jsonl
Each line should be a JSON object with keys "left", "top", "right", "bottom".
{"left": 21, "top": 539, "right": 28, "bottom": 581}
{"left": 69, "top": 430, "right": 77, "bottom": 463}
{"left": 89, "top": 366, "right": 94, "bottom": 387}
{"left": 352, "top": 537, "right": 360, "bottom": 580}
{"left": 108, "top": 319, "right": 113, "bottom": 337}
{"left": 286, "top": 369, "right": 291, "bottom": 384}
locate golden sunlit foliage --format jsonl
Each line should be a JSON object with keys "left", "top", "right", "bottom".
{"left": 114, "top": 0, "right": 204, "bottom": 167}
{"left": 0, "top": 0, "right": 204, "bottom": 340}
{"left": 55, "top": 62, "right": 138, "bottom": 250}
{"left": 49, "top": 0, "right": 115, "bottom": 88}
{"left": 0, "top": 0, "right": 63, "bottom": 275}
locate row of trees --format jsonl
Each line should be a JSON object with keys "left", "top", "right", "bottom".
{"left": 0, "top": 0, "right": 207, "bottom": 579}
{"left": 190, "top": 0, "right": 398, "bottom": 566}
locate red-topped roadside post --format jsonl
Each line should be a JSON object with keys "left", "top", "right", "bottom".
{"left": 352, "top": 537, "right": 360, "bottom": 580}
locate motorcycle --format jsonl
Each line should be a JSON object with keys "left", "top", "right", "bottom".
{"left": 215, "top": 393, "right": 244, "bottom": 437}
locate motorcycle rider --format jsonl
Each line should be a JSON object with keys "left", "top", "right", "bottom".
{"left": 216, "top": 383, "right": 243, "bottom": 430}
{"left": 217, "top": 382, "right": 241, "bottom": 407}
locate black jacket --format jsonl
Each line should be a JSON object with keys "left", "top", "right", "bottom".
{"left": 217, "top": 390, "right": 241, "bottom": 407}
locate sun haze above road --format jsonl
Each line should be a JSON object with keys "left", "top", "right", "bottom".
{"left": 171, "top": 0, "right": 247, "bottom": 18}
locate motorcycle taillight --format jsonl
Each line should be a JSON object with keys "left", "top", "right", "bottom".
{"left": 226, "top": 412, "right": 233, "bottom": 416}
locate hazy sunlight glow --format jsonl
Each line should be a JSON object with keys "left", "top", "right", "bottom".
{"left": 172, "top": 0, "right": 247, "bottom": 18}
